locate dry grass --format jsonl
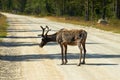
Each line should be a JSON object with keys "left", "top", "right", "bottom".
{"left": 0, "top": 14, "right": 7, "bottom": 41}
{"left": 46, "top": 16, "right": 120, "bottom": 33}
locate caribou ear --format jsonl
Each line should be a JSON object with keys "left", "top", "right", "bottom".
{"left": 38, "top": 34, "right": 45, "bottom": 38}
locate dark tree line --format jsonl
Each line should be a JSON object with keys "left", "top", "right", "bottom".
{"left": 0, "top": 0, "right": 120, "bottom": 20}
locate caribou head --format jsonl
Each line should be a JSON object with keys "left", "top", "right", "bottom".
{"left": 38, "top": 26, "right": 51, "bottom": 48}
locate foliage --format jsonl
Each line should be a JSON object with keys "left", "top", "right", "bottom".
{"left": 0, "top": 0, "right": 119, "bottom": 34}
{"left": 0, "top": 14, "right": 7, "bottom": 41}
{"left": 0, "top": 0, "right": 119, "bottom": 19}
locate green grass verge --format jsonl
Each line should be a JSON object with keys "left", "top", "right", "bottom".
{"left": 0, "top": 13, "right": 8, "bottom": 42}
{"left": 46, "top": 16, "right": 120, "bottom": 33}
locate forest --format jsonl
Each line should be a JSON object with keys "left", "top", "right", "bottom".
{"left": 0, "top": 0, "right": 120, "bottom": 21}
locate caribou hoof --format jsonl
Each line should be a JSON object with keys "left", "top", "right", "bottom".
{"left": 77, "top": 63, "right": 81, "bottom": 66}
{"left": 61, "top": 63, "right": 64, "bottom": 65}
{"left": 61, "top": 62, "right": 65, "bottom": 65}
{"left": 64, "top": 61, "right": 68, "bottom": 64}
{"left": 81, "top": 61, "right": 85, "bottom": 64}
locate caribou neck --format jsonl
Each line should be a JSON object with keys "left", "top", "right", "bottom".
{"left": 47, "top": 33, "right": 57, "bottom": 42}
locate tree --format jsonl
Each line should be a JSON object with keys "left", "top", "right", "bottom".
{"left": 91, "top": 0, "right": 95, "bottom": 20}
{"left": 85, "top": 0, "right": 90, "bottom": 21}
{"left": 18, "top": 0, "right": 27, "bottom": 12}
{"left": 0, "top": 0, "right": 2, "bottom": 10}
{"left": 102, "top": 0, "right": 106, "bottom": 20}
{"left": 115, "top": 0, "right": 120, "bottom": 19}
{"left": 0, "top": 0, "right": 119, "bottom": 20}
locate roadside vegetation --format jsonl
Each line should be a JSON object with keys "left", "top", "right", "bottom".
{"left": 47, "top": 16, "right": 120, "bottom": 33}
{"left": 0, "top": 13, "right": 7, "bottom": 41}
{"left": 0, "top": 0, "right": 120, "bottom": 33}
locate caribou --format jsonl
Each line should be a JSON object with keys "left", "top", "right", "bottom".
{"left": 38, "top": 26, "right": 87, "bottom": 66}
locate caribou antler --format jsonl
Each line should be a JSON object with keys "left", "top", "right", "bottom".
{"left": 40, "top": 26, "right": 46, "bottom": 37}
{"left": 38, "top": 25, "right": 51, "bottom": 37}
{"left": 45, "top": 26, "right": 51, "bottom": 37}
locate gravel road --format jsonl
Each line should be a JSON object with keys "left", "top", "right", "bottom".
{"left": 0, "top": 13, "right": 120, "bottom": 80}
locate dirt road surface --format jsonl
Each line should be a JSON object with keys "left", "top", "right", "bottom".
{"left": 0, "top": 13, "right": 120, "bottom": 80}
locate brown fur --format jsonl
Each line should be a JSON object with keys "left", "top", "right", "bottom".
{"left": 39, "top": 26, "right": 87, "bottom": 66}
{"left": 57, "top": 29, "right": 85, "bottom": 44}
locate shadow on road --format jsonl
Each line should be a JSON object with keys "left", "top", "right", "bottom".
{"left": 0, "top": 36, "right": 40, "bottom": 39}
{"left": 86, "top": 42, "right": 103, "bottom": 44}
{"left": 0, "top": 42, "right": 39, "bottom": 47}
{"left": 85, "top": 63, "right": 118, "bottom": 66}
{"left": 0, "top": 53, "right": 120, "bottom": 63}
{"left": 7, "top": 29, "right": 42, "bottom": 32}
{"left": 0, "top": 41, "right": 58, "bottom": 47}
{"left": 3, "top": 29, "right": 58, "bottom": 33}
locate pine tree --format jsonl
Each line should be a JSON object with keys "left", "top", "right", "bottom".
{"left": 85, "top": 0, "right": 90, "bottom": 21}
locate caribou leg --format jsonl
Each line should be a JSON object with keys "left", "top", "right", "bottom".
{"left": 82, "top": 42, "right": 86, "bottom": 64}
{"left": 60, "top": 44, "right": 64, "bottom": 65}
{"left": 64, "top": 44, "right": 68, "bottom": 64}
{"left": 78, "top": 43, "right": 82, "bottom": 66}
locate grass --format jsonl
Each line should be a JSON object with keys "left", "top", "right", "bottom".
{"left": 0, "top": 13, "right": 8, "bottom": 41}
{"left": 46, "top": 16, "right": 120, "bottom": 33}
{"left": 3, "top": 12, "right": 120, "bottom": 33}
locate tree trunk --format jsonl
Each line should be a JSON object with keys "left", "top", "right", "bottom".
{"left": 85, "top": 0, "right": 89, "bottom": 21}
{"left": 102, "top": 0, "right": 106, "bottom": 20}
{"left": 116, "top": 0, "right": 120, "bottom": 19}
{"left": 91, "top": 0, "right": 95, "bottom": 20}
{"left": 61, "top": 0, "right": 65, "bottom": 15}
{"left": 8, "top": 0, "right": 12, "bottom": 11}
{"left": 21, "top": 0, "right": 27, "bottom": 12}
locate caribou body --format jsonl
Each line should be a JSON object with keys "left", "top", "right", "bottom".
{"left": 39, "top": 26, "right": 87, "bottom": 66}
